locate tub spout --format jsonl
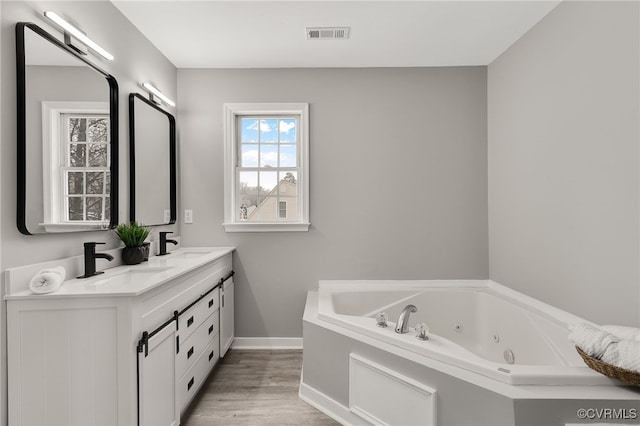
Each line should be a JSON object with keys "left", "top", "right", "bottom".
{"left": 395, "top": 304, "right": 417, "bottom": 334}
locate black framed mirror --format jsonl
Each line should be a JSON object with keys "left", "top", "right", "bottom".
{"left": 16, "top": 22, "right": 119, "bottom": 235}
{"left": 129, "top": 93, "right": 176, "bottom": 226}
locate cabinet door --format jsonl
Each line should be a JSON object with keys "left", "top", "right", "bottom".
{"left": 220, "top": 278, "right": 235, "bottom": 357}
{"left": 138, "top": 325, "right": 179, "bottom": 426}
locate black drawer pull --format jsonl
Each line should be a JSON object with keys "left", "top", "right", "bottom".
{"left": 209, "top": 350, "right": 214, "bottom": 361}
{"left": 187, "top": 377, "right": 194, "bottom": 391}
{"left": 208, "top": 325, "right": 214, "bottom": 335}
{"left": 187, "top": 316, "right": 194, "bottom": 327}
{"left": 208, "top": 299, "right": 214, "bottom": 308}
{"left": 187, "top": 346, "right": 194, "bottom": 359}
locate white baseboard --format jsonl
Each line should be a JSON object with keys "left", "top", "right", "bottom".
{"left": 230, "top": 337, "right": 303, "bottom": 350}
{"left": 299, "top": 381, "right": 369, "bottom": 426}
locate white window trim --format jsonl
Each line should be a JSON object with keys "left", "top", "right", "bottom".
{"left": 223, "top": 103, "right": 310, "bottom": 232}
{"left": 40, "top": 101, "right": 110, "bottom": 232}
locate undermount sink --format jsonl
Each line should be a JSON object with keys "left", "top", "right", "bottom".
{"left": 89, "top": 267, "right": 172, "bottom": 286}
{"left": 147, "top": 248, "right": 225, "bottom": 266}
{"left": 162, "top": 251, "right": 206, "bottom": 260}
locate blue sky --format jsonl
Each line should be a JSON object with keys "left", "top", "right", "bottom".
{"left": 240, "top": 118, "right": 297, "bottom": 168}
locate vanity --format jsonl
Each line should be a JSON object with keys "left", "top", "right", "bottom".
{"left": 5, "top": 246, "right": 235, "bottom": 426}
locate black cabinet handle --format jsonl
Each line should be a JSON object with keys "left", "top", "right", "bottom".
{"left": 208, "top": 324, "right": 214, "bottom": 335}
{"left": 222, "top": 294, "right": 225, "bottom": 308}
{"left": 187, "top": 377, "right": 194, "bottom": 391}
{"left": 209, "top": 350, "right": 214, "bottom": 361}
{"left": 187, "top": 346, "right": 194, "bottom": 359}
{"left": 187, "top": 316, "right": 194, "bottom": 327}
{"left": 208, "top": 299, "right": 214, "bottom": 308}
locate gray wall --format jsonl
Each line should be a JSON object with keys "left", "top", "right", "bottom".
{"left": 178, "top": 67, "right": 489, "bottom": 337}
{"left": 488, "top": 1, "right": 640, "bottom": 326}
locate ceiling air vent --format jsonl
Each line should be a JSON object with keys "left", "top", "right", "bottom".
{"left": 306, "top": 27, "right": 350, "bottom": 40}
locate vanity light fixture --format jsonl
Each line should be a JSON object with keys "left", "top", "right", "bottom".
{"left": 43, "top": 11, "right": 114, "bottom": 61}
{"left": 142, "top": 83, "right": 176, "bottom": 107}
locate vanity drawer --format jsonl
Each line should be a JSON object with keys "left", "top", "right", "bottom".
{"left": 179, "top": 288, "right": 220, "bottom": 341}
{"left": 179, "top": 337, "right": 220, "bottom": 411}
{"left": 177, "top": 311, "right": 219, "bottom": 380}
{"left": 140, "top": 253, "right": 231, "bottom": 332}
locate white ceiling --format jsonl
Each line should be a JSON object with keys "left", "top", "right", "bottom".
{"left": 112, "top": 1, "right": 561, "bottom": 68}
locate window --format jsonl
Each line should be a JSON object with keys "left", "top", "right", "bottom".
{"left": 42, "top": 102, "right": 110, "bottom": 231}
{"left": 223, "top": 103, "right": 309, "bottom": 232}
{"left": 63, "top": 114, "right": 110, "bottom": 222}
{"left": 278, "top": 201, "right": 287, "bottom": 219}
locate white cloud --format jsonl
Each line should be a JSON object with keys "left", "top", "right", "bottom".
{"left": 279, "top": 121, "right": 295, "bottom": 134}
{"left": 245, "top": 120, "right": 275, "bottom": 133}
{"left": 260, "top": 121, "right": 274, "bottom": 132}
{"left": 260, "top": 151, "right": 278, "bottom": 166}
{"left": 242, "top": 149, "right": 259, "bottom": 166}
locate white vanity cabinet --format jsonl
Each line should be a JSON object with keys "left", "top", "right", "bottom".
{"left": 220, "top": 277, "right": 235, "bottom": 357}
{"left": 139, "top": 323, "right": 179, "bottom": 426}
{"left": 6, "top": 247, "right": 234, "bottom": 426}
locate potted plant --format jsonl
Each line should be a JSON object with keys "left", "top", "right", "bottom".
{"left": 115, "top": 222, "right": 151, "bottom": 265}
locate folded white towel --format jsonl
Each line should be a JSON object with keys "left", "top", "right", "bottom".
{"left": 569, "top": 322, "right": 640, "bottom": 372}
{"left": 601, "top": 325, "right": 640, "bottom": 342}
{"left": 29, "top": 266, "right": 66, "bottom": 294}
{"left": 568, "top": 322, "right": 620, "bottom": 358}
{"left": 601, "top": 339, "right": 640, "bottom": 372}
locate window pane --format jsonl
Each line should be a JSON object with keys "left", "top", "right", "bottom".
{"left": 239, "top": 171, "right": 258, "bottom": 220}
{"left": 69, "top": 118, "right": 86, "bottom": 142}
{"left": 278, "top": 201, "right": 287, "bottom": 219}
{"left": 241, "top": 145, "right": 259, "bottom": 167}
{"left": 88, "top": 143, "right": 108, "bottom": 167}
{"left": 260, "top": 119, "right": 278, "bottom": 143}
{"left": 279, "top": 145, "right": 297, "bottom": 167}
{"left": 69, "top": 144, "right": 86, "bottom": 167}
{"left": 86, "top": 172, "right": 104, "bottom": 194}
{"left": 241, "top": 118, "right": 258, "bottom": 143}
{"left": 68, "top": 172, "right": 84, "bottom": 195}
{"left": 105, "top": 172, "right": 111, "bottom": 193}
{"left": 88, "top": 118, "right": 108, "bottom": 142}
{"left": 279, "top": 119, "right": 296, "bottom": 143}
{"left": 68, "top": 197, "right": 83, "bottom": 221}
{"left": 86, "top": 197, "right": 103, "bottom": 220}
{"left": 259, "top": 171, "right": 278, "bottom": 201}
{"left": 104, "top": 196, "right": 111, "bottom": 221}
{"left": 279, "top": 172, "right": 297, "bottom": 194}
{"left": 260, "top": 144, "right": 278, "bottom": 168}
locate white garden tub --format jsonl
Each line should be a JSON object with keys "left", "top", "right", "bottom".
{"left": 317, "top": 280, "right": 613, "bottom": 385}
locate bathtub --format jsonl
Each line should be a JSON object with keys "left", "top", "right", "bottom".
{"left": 316, "top": 280, "right": 615, "bottom": 386}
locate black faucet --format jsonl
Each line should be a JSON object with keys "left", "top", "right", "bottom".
{"left": 158, "top": 231, "right": 178, "bottom": 256}
{"left": 78, "top": 242, "right": 114, "bottom": 278}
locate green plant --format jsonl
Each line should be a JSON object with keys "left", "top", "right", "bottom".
{"left": 115, "top": 222, "right": 150, "bottom": 247}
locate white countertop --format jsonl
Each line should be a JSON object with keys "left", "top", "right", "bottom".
{"left": 5, "top": 247, "right": 234, "bottom": 300}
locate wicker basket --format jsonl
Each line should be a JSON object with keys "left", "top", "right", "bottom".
{"left": 576, "top": 347, "right": 640, "bottom": 386}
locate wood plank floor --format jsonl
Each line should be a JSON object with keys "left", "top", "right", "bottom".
{"left": 182, "top": 349, "right": 340, "bottom": 425}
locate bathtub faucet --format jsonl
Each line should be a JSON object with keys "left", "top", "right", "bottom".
{"left": 395, "top": 304, "right": 417, "bottom": 334}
